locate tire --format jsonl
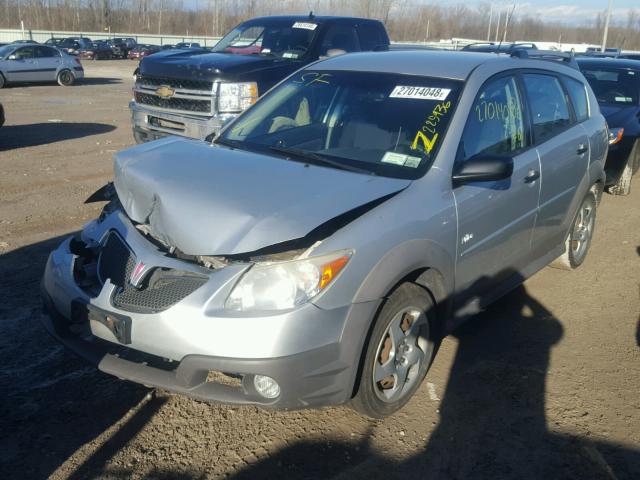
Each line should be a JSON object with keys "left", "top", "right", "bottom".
{"left": 556, "top": 190, "right": 597, "bottom": 269}
{"left": 57, "top": 69, "right": 75, "bottom": 86}
{"left": 0, "top": 73, "right": 5, "bottom": 89}
{"left": 351, "top": 282, "right": 438, "bottom": 418}
{"left": 607, "top": 141, "right": 637, "bottom": 196}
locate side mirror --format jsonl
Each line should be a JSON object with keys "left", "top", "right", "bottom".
{"left": 452, "top": 154, "right": 514, "bottom": 186}
{"left": 8, "top": 54, "right": 17, "bottom": 60}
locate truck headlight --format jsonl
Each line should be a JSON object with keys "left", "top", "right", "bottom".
{"left": 225, "top": 250, "right": 352, "bottom": 312}
{"left": 218, "top": 82, "right": 258, "bottom": 113}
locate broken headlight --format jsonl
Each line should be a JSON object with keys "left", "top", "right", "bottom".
{"left": 225, "top": 250, "right": 352, "bottom": 312}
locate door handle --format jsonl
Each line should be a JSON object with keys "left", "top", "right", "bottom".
{"left": 524, "top": 169, "right": 540, "bottom": 183}
{"left": 576, "top": 144, "right": 588, "bottom": 155}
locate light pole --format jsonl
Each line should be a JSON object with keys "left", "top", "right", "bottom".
{"left": 601, "top": 0, "right": 613, "bottom": 52}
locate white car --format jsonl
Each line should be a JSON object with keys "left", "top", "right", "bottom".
{"left": 0, "top": 43, "right": 84, "bottom": 88}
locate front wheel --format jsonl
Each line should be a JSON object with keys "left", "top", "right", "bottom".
{"left": 57, "top": 69, "right": 75, "bottom": 86}
{"left": 0, "top": 73, "right": 5, "bottom": 89}
{"left": 557, "top": 190, "right": 597, "bottom": 269}
{"left": 351, "top": 282, "right": 438, "bottom": 418}
{"left": 607, "top": 141, "right": 637, "bottom": 196}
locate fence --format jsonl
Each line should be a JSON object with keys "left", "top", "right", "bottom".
{"left": 0, "top": 28, "right": 221, "bottom": 47}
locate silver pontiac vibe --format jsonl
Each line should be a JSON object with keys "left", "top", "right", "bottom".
{"left": 42, "top": 50, "right": 607, "bottom": 418}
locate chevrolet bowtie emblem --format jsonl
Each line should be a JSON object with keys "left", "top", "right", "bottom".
{"left": 155, "top": 86, "right": 175, "bottom": 99}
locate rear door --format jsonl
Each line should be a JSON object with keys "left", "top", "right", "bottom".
{"left": 4, "top": 46, "right": 38, "bottom": 82}
{"left": 35, "top": 46, "right": 62, "bottom": 81}
{"left": 453, "top": 74, "right": 540, "bottom": 305}
{"left": 522, "top": 73, "right": 589, "bottom": 254}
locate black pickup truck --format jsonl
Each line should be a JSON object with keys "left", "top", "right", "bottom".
{"left": 130, "top": 15, "right": 390, "bottom": 143}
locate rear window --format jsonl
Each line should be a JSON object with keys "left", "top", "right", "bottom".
{"left": 563, "top": 77, "right": 589, "bottom": 122}
{"left": 580, "top": 67, "right": 639, "bottom": 105}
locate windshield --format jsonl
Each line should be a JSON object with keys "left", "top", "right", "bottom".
{"left": 218, "top": 71, "right": 462, "bottom": 179}
{"left": 581, "top": 67, "right": 639, "bottom": 105}
{"left": 211, "top": 19, "right": 318, "bottom": 59}
{"left": 0, "top": 45, "right": 16, "bottom": 58}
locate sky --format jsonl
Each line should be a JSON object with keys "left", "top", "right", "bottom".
{"left": 474, "top": 1, "right": 637, "bottom": 24}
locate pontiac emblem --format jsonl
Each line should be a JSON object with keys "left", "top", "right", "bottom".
{"left": 155, "top": 86, "right": 175, "bottom": 99}
{"left": 129, "top": 261, "right": 148, "bottom": 288}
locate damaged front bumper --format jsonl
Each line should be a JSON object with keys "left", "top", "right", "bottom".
{"left": 40, "top": 212, "right": 379, "bottom": 409}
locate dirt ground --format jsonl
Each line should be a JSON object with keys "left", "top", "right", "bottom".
{"left": 0, "top": 60, "right": 638, "bottom": 480}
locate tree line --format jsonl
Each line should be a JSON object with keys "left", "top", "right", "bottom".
{"left": 1, "top": 1, "right": 639, "bottom": 49}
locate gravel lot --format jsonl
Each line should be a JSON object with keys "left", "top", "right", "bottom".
{"left": 0, "top": 60, "right": 639, "bottom": 480}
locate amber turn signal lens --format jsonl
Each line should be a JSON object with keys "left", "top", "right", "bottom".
{"left": 319, "top": 255, "right": 350, "bottom": 290}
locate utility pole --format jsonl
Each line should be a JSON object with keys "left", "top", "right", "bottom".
{"left": 487, "top": 3, "right": 493, "bottom": 41}
{"left": 601, "top": 0, "right": 613, "bottom": 52}
{"left": 502, "top": 3, "right": 516, "bottom": 43}
{"left": 494, "top": 7, "right": 501, "bottom": 42}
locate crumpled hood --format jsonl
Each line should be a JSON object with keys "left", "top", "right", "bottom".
{"left": 113, "top": 137, "right": 410, "bottom": 255}
{"left": 140, "top": 50, "right": 280, "bottom": 80}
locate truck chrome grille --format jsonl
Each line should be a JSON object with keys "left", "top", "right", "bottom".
{"left": 97, "top": 232, "right": 208, "bottom": 313}
{"left": 136, "top": 74, "right": 213, "bottom": 91}
{"left": 134, "top": 74, "right": 215, "bottom": 115}
{"left": 134, "top": 92, "right": 211, "bottom": 114}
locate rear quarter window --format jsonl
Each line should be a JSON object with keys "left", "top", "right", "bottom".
{"left": 563, "top": 77, "right": 589, "bottom": 122}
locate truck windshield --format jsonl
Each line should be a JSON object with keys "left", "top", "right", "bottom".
{"left": 218, "top": 70, "right": 462, "bottom": 179}
{"left": 211, "top": 19, "right": 318, "bottom": 59}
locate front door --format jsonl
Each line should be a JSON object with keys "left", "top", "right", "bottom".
{"left": 453, "top": 74, "right": 540, "bottom": 310}
{"left": 5, "top": 46, "right": 39, "bottom": 82}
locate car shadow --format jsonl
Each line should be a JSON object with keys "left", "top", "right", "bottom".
{"left": 0, "top": 235, "right": 152, "bottom": 479}
{"left": 224, "top": 274, "right": 640, "bottom": 480}
{"left": 0, "top": 122, "right": 116, "bottom": 150}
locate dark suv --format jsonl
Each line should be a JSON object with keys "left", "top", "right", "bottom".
{"left": 109, "top": 37, "right": 137, "bottom": 59}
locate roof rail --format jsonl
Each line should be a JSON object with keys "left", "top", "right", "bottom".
{"left": 510, "top": 49, "right": 578, "bottom": 70}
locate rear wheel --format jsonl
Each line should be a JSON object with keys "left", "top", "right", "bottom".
{"left": 351, "top": 282, "right": 438, "bottom": 418}
{"left": 557, "top": 190, "right": 597, "bottom": 269}
{"left": 57, "top": 69, "right": 75, "bottom": 86}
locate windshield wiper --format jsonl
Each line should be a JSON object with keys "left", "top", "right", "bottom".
{"left": 269, "top": 146, "right": 373, "bottom": 175}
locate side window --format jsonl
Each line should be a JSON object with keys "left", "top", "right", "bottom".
{"left": 357, "top": 24, "right": 385, "bottom": 51}
{"left": 522, "top": 74, "right": 572, "bottom": 143}
{"left": 459, "top": 76, "right": 526, "bottom": 161}
{"left": 36, "top": 46, "right": 58, "bottom": 58}
{"left": 320, "top": 25, "right": 360, "bottom": 56}
{"left": 13, "top": 47, "right": 35, "bottom": 59}
{"left": 563, "top": 77, "right": 589, "bottom": 122}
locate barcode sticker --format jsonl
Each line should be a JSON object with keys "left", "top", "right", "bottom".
{"left": 292, "top": 22, "right": 318, "bottom": 30}
{"left": 390, "top": 86, "right": 451, "bottom": 101}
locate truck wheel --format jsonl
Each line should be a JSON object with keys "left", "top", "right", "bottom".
{"left": 555, "top": 189, "right": 597, "bottom": 270}
{"left": 57, "top": 69, "right": 75, "bottom": 86}
{"left": 607, "top": 141, "right": 636, "bottom": 196}
{"left": 351, "top": 282, "right": 438, "bottom": 418}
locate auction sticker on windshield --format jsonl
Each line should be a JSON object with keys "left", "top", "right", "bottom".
{"left": 390, "top": 86, "right": 451, "bottom": 101}
{"left": 292, "top": 22, "right": 318, "bottom": 30}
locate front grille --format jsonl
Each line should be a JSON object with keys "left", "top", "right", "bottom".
{"left": 134, "top": 92, "right": 211, "bottom": 113}
{"left": 137, "top": 75, "right": 214, "bottom": 91}
{"left": 97, "top": 232, "right": 208, "bottom": 313}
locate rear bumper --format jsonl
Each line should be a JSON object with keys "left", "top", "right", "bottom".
{"left": 129, "top": 100, "right": 234, "bottom": 141}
